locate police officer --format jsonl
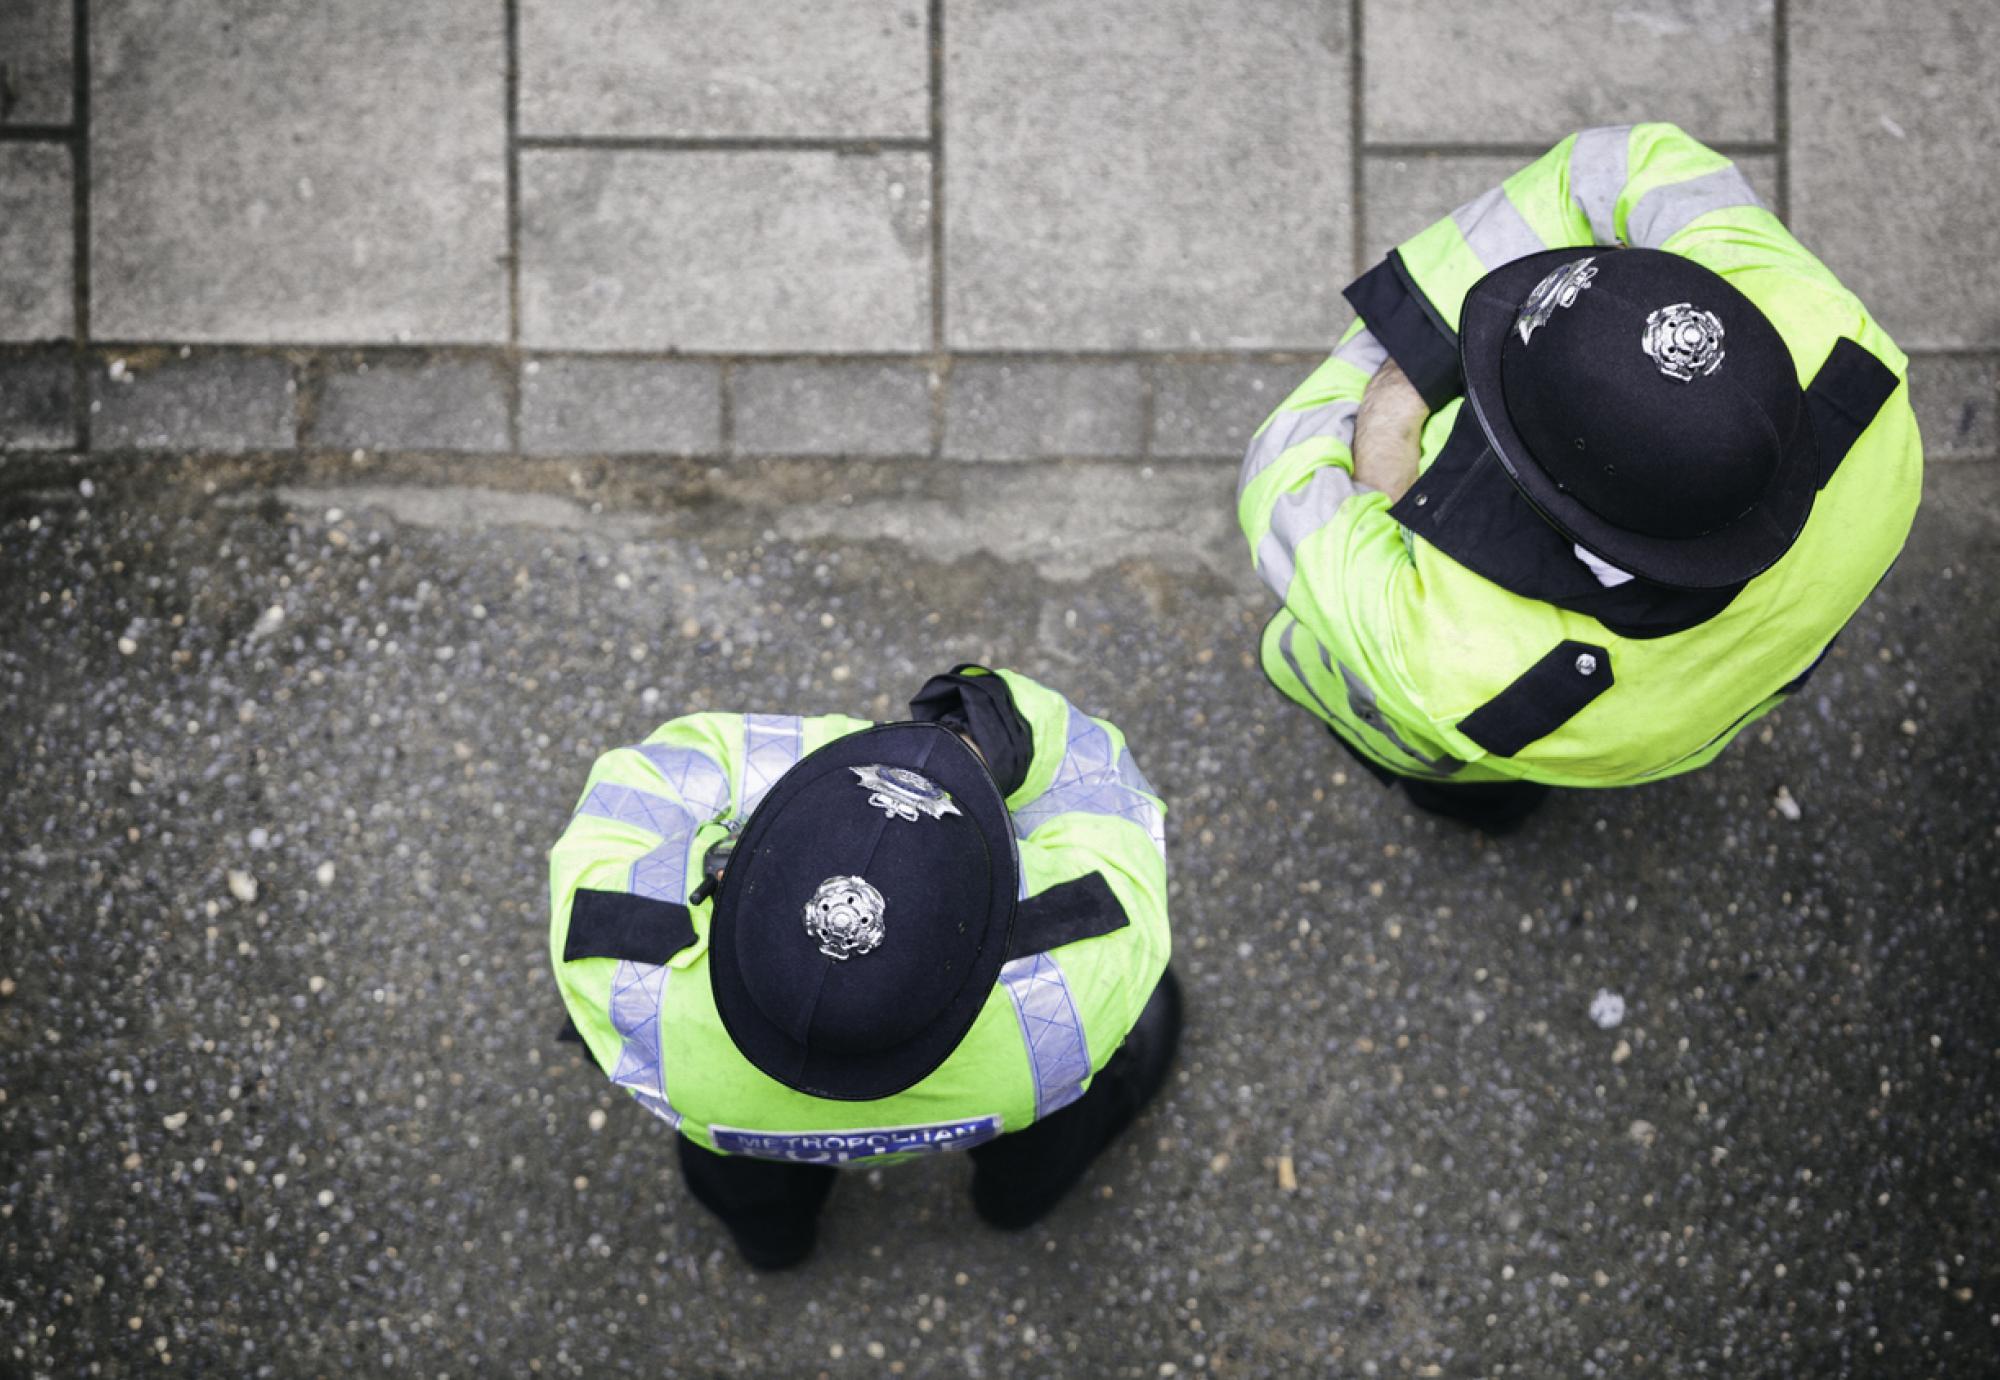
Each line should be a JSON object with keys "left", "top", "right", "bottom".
{"left": 1236, "top": 123, "right": 1922, "bottom": 830}
{"left": 549, "top": 665, "right": 1179, "bottom": 1268}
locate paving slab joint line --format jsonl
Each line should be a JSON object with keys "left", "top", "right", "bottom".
{"left": 69, "top": 0, "right": 91, "bottom": 452}
{"left": 0, "top": 124, "right": 73, "bottom": 142}
{"left": 517, "top": 135, "right": 930, "bottom": 155}
{"left": 1772, "top": 0, "right": 1791, "bottom": 220}
{"left": 927, "top": 0, "right": 946, "bottom": 357}
{"left": 1349, "top": 0, "right": 1365, "bottom": 280}
{"left": 1360, "top": 140, "right": 1782, "bottom": 160}
{"left": 504, "top": 0, "right": 523, "bottom": 452}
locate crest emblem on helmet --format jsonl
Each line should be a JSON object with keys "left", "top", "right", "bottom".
{"left": 851, "top": 764, "right": 962, "bottom": 823}
{"left": 1641, "top": 302, "right": 1726, "bottom": 382}
{"left": 803, "top": 875, "right": 887, "bottom": 961}
{"left": 1515, "top": 256, "right": 1598, "bottom": 345}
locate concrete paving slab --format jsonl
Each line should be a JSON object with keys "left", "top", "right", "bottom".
{"left": 0, "top": 450, "right": 1993, "bottom": 1375}
{"left": 944, "top": 0, "right": 1348, "bottom": 351}
{"left": 0, "top": 143, "right": 72, "bottom": 342}
{"left": 943, "top": 359, "right": 1143, "bottom": 460}
{"left": 310, "top": 356, "right": 509, "bottom": 453}
{"left": 1362, "top": 151, "right": 1781, "bottom": 270}
{"left": 521, "top": 150, "right": 930, "bottom": 353}
{"left": 520, "top": 0, "right": 927, "bottom": 139}
{"left": 519, "top": 357, "right": 720, "bottom": 457}
{"left": 89, "top": 350, "right": 295, "bottom": 452}
{"left": 1791, "top": 0, "right": 2000, "bottom": 349}
{"left": 1907, "top": 355, "right": 1998, "bottom": 462}
{"left": 0, "top": 349, "right": 72, "bottom": 449}
{"left": 1150, "top": 359, "right": 1315, "bottom": 460}
{"left": 0, "top": 0, "right": 71, "bottom": 125}
{"left": 1364, "top": 0, "right": 1776, "bottom": 144}
{"left": 733, "top": 360, "right": 934, "bottom": 457}
{"left": 90, "top": 0, "right": 506, "bottom": 344}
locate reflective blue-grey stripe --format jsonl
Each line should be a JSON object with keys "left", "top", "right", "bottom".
{"left": 1277, "top": 619, "right": 1347, "bottom": 725}
{"left": 999, "top": 952, "right": 1092, "bottom": 1122}
{"left": 1627, "top": 164, "right": 1765, "bottom": 247}
{"left": 1279, "top": 620, "right": 1461, "bottom": 779}
{"left": 637, "top": 742, "right": 731, "bottom": 818}
{"left": 1333, "top": 326, "right": 1388, "bottom": 375}
{"left": 609, "top": 959, "right": 680, "bottom": 1129}
{"left": 741, "top": 714, "right": 804, "bottom": 815}
{"left": 1253, "top": 467, "right": 1374, "bottom": 600}
{"left": 577, "top": 781, "right": 691, "bottom": 837}
{"left": 1011, "top": 698, "right": 1165, "bottom": 852}
{"left": 1335, "top": 661, "right": 1462, "bottom": 778}
{"left": 1451, "top": 184, "right": 1547, "bottom": 269}
{"left": 1569, "top": 124, "right": 1632, "bottom": 244}
{"left": 1237, "top": 399, "right": 1362, "bottom": 495}
{"left": 626, "top": 743, "right": 731, "bottom": 902}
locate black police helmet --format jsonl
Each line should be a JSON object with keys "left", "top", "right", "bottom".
{"left": 707, "top": 722, "right": 1017, "bottom": 1101}
{"left": 1460, "top": 246, "right": 1816, "bottom": 589}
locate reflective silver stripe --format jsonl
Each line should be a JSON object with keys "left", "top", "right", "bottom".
{"left": 1569, "top": 124, "right": 1631, "bottom": 244}
{"left": 1237, "top": 399, "right": 1361, "bottom": 494}
{"left": 576, "top": 781, "right": 691, "bottom": 838}
{"left": 1277, "top": 619, "right": 1346, "bottom": 725}
{"left": 1451, "top": 184, "right": 1547, "bottom": 269}
{"left": 999, "top": 952, "right": 1092, "bottom": 1122}
{"left": 608, "top": 960, "right": 680, "bottom": 1129}
{"left": 1280, "top": 622, "right": 1460, "bottom": 778}
{"left": 637, "top": 743, "right": 732, "bottom": 818}
{"left": 624, "top": 744, "right": 731, "bottom": 902}
{"left": 1627, "top": 164, "right": 1764, "bottom": 247}
{"left": 1333, "top": 327, "right": 1389, "bottom": 375}
{"left": 1253, "top": 466, "right": 1373, "bottom": 600}
{"left": 740, "top": 714, "right": 805, "bottom": 816}
{"left": 1011, "top": 699, "right": 1165, "bottom": 853}
{"left": 1334, "top": 661, "right": 1462, "bottom": 778}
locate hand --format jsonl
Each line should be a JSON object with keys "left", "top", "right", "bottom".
{"left": 1353, "top": 359, "right": 1429, "bottom": 502}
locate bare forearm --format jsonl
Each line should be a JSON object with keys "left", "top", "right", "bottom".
{"left": 1353, "top": 359, "right": 1427, "bottom": 501}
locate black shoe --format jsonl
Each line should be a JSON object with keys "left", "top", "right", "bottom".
{"left": 1399, "top": 776, "right": 1550, "bottom": 834}
{"left": 970, "top": 967, "right": 1183, "bottom": 1230}
{"left": 726, "top": 1221, "right": 819, "bottom": 1272}
{"left": 676, "top": 1136, "right": 835, "bottom": 1271}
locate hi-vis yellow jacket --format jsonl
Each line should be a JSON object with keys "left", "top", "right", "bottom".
{"left": 1236, "top": 124, "right": 1922, "bottom": 788}
{"left": 549, "top": 668, "right": 1169, "bottom": 1163}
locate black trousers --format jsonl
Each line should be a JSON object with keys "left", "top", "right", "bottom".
{"left": 677, "top": 1016, "right": 1156, "bottom": 1252}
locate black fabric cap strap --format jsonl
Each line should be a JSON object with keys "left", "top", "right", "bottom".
{"left": 1005, "top": 871, "right": 1128, "bottom": 961}
{"left": 908, "top": 664, "right": 1034, "bottom": 796}
{"left": 1457, "top": 640, "right": 1616, "bottom": 758}
{"left": 1342, "top": 249, "right": 1464, "bottom": 412}
{"left": 1805, "top": 337, "right": 1900, "bottom": 490}
{"left": 564, "top": 888, "right": 698, "bottom": 966}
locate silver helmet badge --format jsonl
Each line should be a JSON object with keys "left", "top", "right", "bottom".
{"left": 803, "top": 875, "right": 887, "bottom": 961}
{"left": 1515, "top": 256, "right": 1598, "bottom": 345}
{"left": 1641, "top": 302, "right": 1725, "bottom": 382}
{"left": 851, "top": 764, "right": 962, "bottom": 823}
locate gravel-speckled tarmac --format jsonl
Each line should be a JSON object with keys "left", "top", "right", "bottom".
{"left": 2, "top": 452, "right": 1995, "bottom": 1376}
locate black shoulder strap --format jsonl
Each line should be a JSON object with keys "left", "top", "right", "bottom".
{"left": 1457, "top": 640, "right": 1616, "bottom": 758}
{"left": 1342, "top": 249, "right": 1464, "bottom": 411}
{"left": 1006, "top": 872, "right": 1128, "bottom": 961}
{"left": 1805, "top": 337, "right": 1900, "bottom": 490}
{"left": 564, "top": 888, "right": 698, "bottom": 965}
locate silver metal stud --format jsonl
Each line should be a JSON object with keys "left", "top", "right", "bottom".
{"left": 1575, "top": 653, "right": 1599, "bottom": 676}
